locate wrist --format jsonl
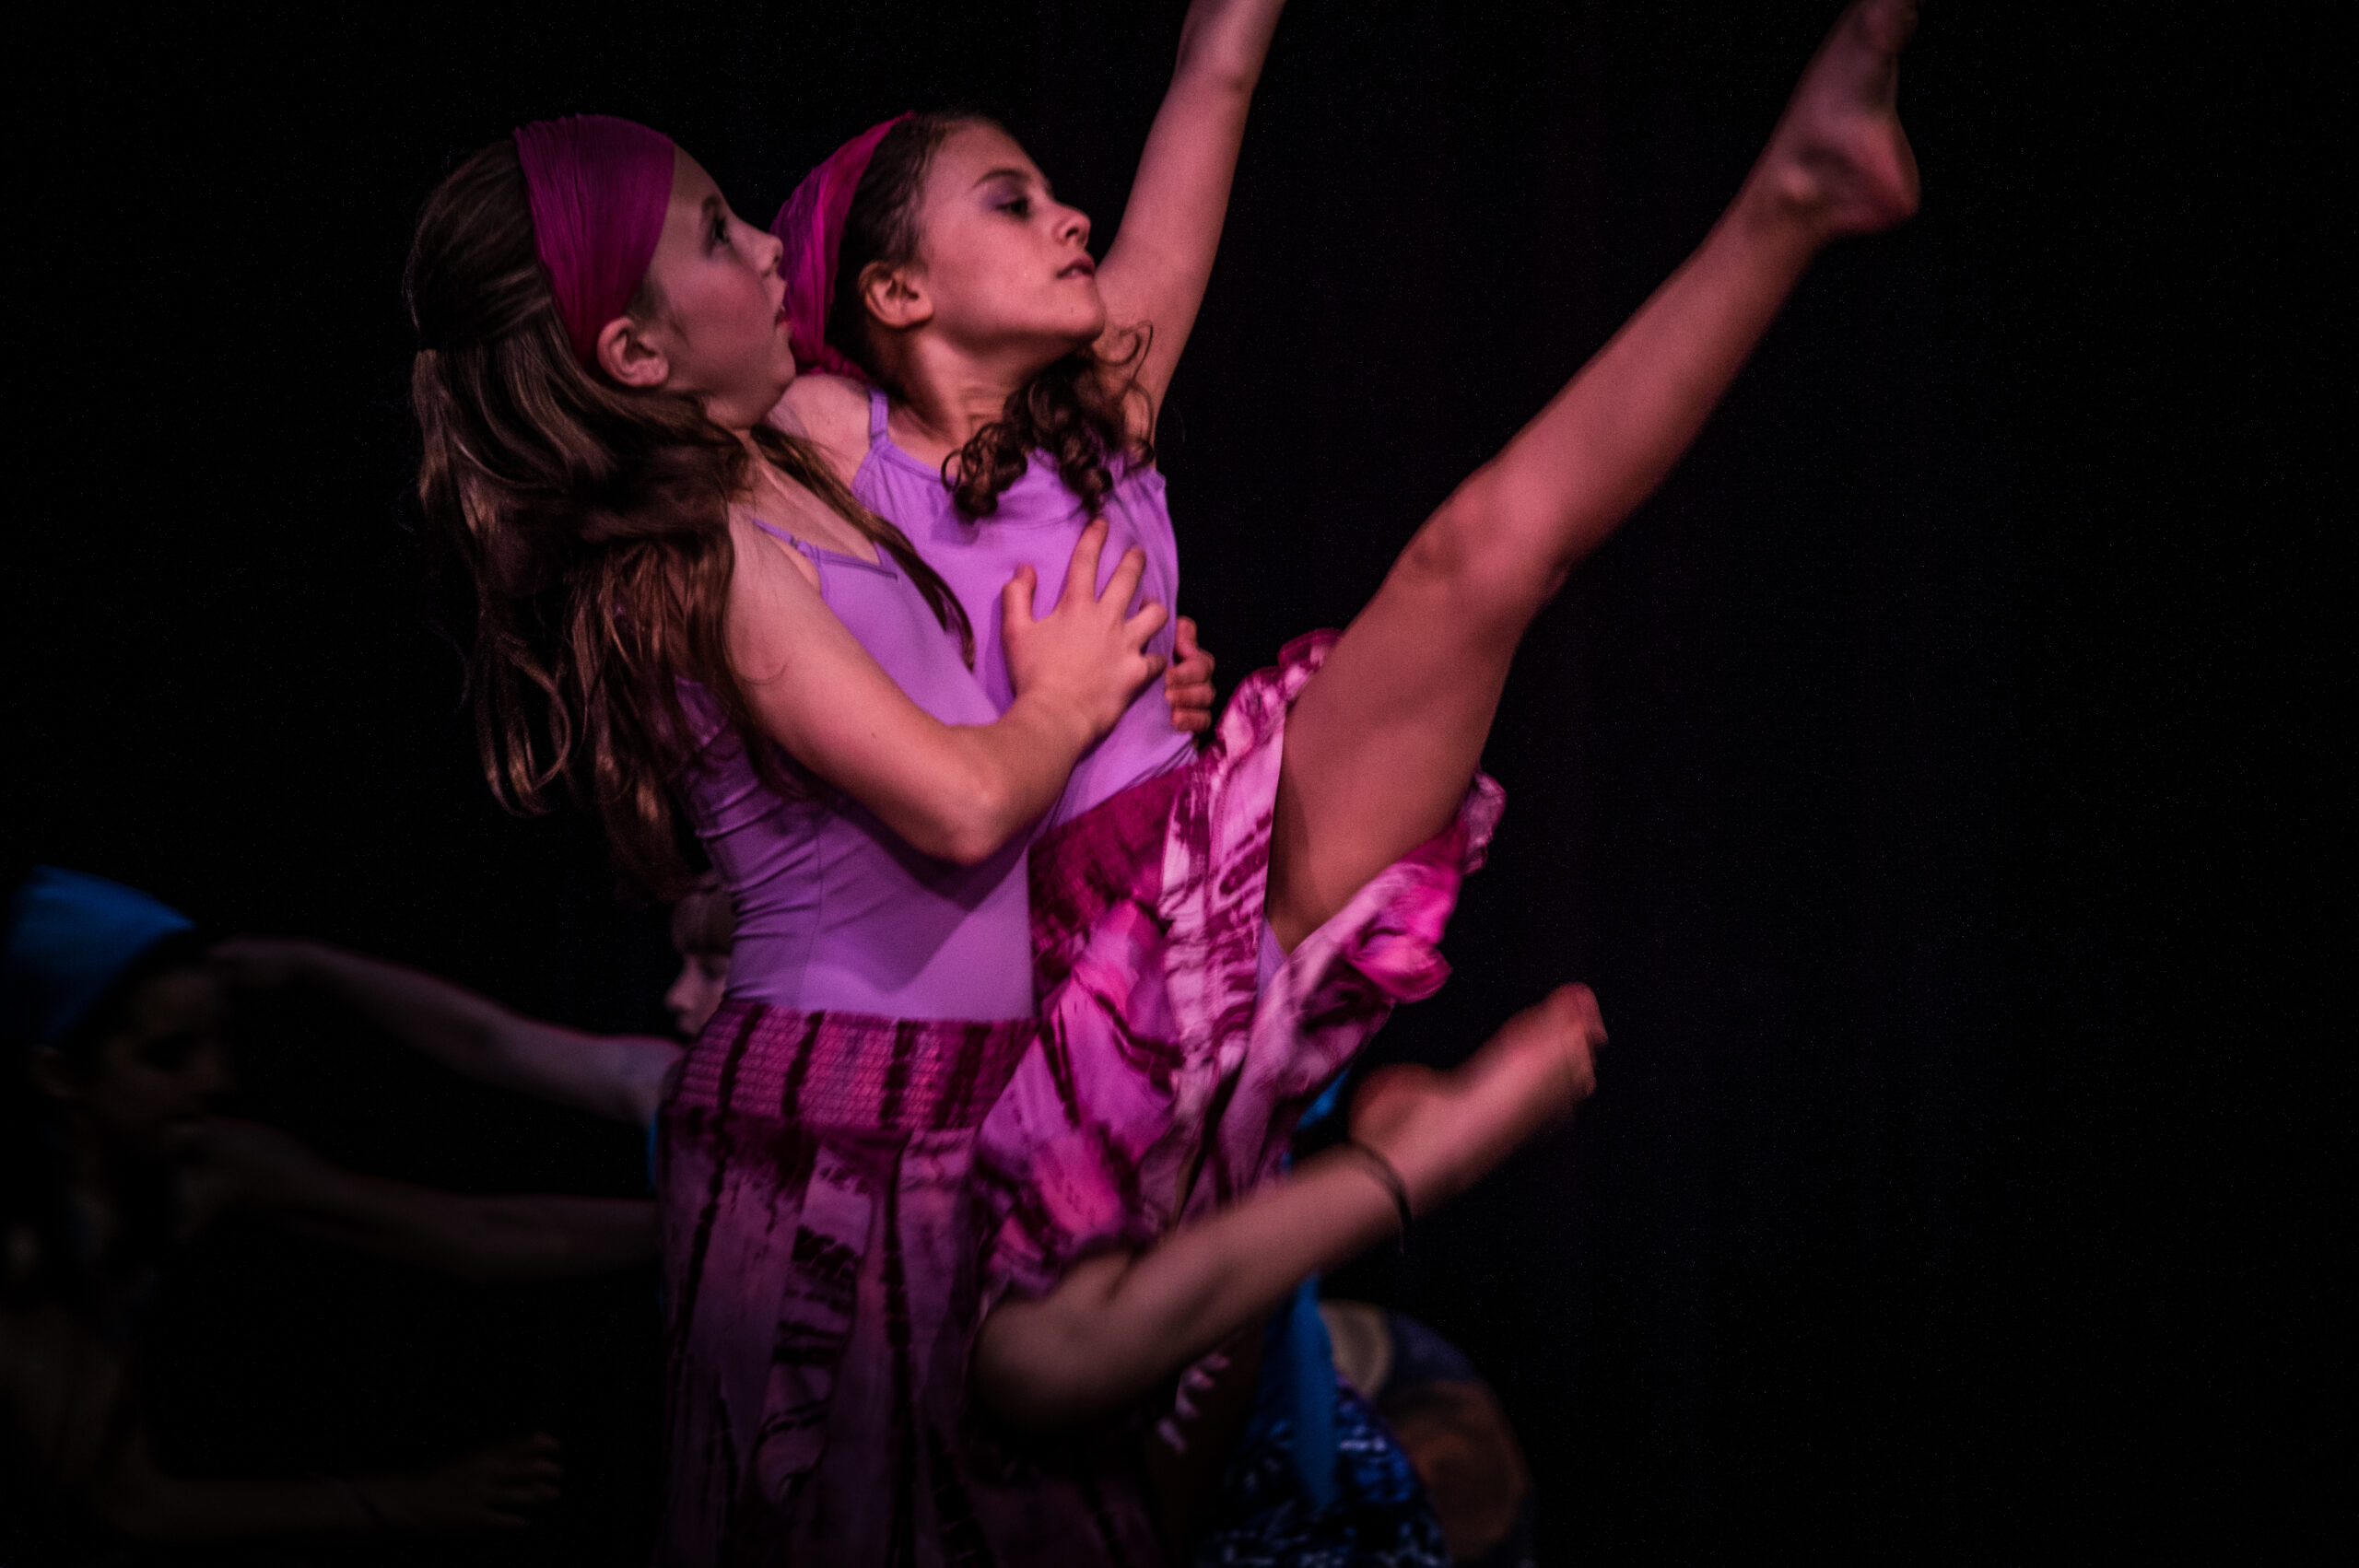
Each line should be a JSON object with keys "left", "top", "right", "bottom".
{"left": 1011, "top": 685, "right": 1106, "bottom": 754}
{"left": 1334, "top": 1140, "right": 1414, "bottom": 1250}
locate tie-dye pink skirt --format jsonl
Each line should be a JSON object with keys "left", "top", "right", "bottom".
{"left": 978, "top": 630, "right": 1504, "bottom": 1306}
{"left": 655, "top": 631, "right": 1501, "bottom": 1564}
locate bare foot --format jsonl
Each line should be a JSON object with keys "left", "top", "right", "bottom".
{"left": 1347, "top": 984, "right": 1606, "bottom": 1213}
{"left": 1750, "top": 0, "right": 1921, "bottom": 242}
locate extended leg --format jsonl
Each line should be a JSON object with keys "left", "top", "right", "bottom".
{"left": 1269, "top": 0, "right": 1920, "bottom": 947}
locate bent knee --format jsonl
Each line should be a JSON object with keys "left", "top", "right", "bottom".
{"left": 1398, "top": 482, "right": 1568, "bottom": 633}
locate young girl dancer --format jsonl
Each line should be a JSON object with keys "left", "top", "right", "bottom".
{"left": 405, "top": 114, "right": 1590, "bottom": 1568}
{"left": 406, "top": 0, "right": 1916, "bottom": 1552}
{"left": 772, "top": 0, "right": 1918, "bottom": 1489}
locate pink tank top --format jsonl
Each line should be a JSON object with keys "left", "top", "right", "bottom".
{"left": 851, "top": 389, "right": 1195, "bottom": 829}
{"left": 679, "top": 521, "right": 1035, "bottom": 1021}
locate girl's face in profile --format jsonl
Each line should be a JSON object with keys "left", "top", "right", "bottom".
{"left": 631, "top": 149, "right": 799, "bottom": 428}
{"left": 897, "top": 123, "right": 1107, "bottom": 365}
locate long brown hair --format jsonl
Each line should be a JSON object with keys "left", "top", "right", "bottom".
{"left": 827, "top": 111, "right": 1153, "bottom": 517}
{"left": 405, "top": 139, "right": 970, "bottom": 897}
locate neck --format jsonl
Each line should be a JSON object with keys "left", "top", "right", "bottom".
{"left": 886, "top": 336, "right": 1061, "bottom": 463}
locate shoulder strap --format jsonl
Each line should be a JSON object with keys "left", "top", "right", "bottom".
{"left": 867, "top": 386, "right": 892, "bottom": 449}
{"left": 748, "top": 516, "right": 814, "bottom": 558}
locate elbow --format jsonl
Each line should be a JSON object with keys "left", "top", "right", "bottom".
{"left": 928, "top": 781, "right": 1025, "bottom": 869}
{"left": 1401, "top": 474, "right": 1571, "bottom": 631}
{"left": 933, "top": 825, "right": 1010, "bottom": 871}
{"left": 972, "top": 1325, "right": 1109, "bottom": 1434}
{"left": 443, "top": 1012, "right": 504, "bottom": 1073}
{"left": 889, "top": 744, "right": 1035, "bottom": 866}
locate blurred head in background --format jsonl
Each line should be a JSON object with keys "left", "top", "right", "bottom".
{"left": 5, "top": 868, "right": 229, "bottom": 1163}
{"left": 664, "top": 873, "right": 735, "bottom": 1037}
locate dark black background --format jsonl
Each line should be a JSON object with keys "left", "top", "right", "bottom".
{"left": 5, "top": 1, "right": 2339, "bottom": 1562}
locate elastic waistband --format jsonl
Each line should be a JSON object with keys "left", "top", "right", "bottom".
{"left": 675, "top": 1000, "right": 1036, "bottom": 1134}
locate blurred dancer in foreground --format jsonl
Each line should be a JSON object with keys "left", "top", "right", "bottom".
{"left": 0, "top": 868, "right": 569, "bottom": 1560}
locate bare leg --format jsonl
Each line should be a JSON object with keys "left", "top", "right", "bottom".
{"left": 973, "top": 0, "right": 1916, "bottom": 1438}
{"left": 1269, "top": 0, "right": 1921, "bottom": 947}
{"left": 972, "top": 985, "right": 1605, "bottom": 1431}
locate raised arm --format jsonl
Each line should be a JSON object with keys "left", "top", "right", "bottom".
{"left": 278, "top": 1184, "right": 657, "bottom": 1282}
{"left": 728, "top": 515, "right": 1165, "bottom": 865}
{"left": 1096, "top": 0, "right": 1287, "bottom": 424}
{"left": 212, "top": 937, "right": 680, "bottom": 1127}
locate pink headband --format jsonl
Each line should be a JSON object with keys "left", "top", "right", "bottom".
{"left": 771, "top": 113, "right": 913, "bottom": 380}
{"left": 512, "top": 114, "right": 677, "bottom": 369}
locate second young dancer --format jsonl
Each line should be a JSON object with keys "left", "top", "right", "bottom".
{"left": 769, "top": 0, "right": 1920, "bottom": 1550}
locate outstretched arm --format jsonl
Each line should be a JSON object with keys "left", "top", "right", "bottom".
{"left": 1096, "top": 0, "right": 1287, "bottom": 426}
{"left": 976, "top": 986, "right": 1602, "bottom": 1430}
{"left": 213, "top": 937, "right": 680, "bottom": 1127}
{"left": 179, "top": 1117, "right": 657, "bottom": 1283}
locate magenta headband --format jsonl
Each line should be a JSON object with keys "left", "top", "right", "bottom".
{"left": 771, "top": 113, "right": 914, "bottom": 380}
{"left": 512, "top": 114, "right": 677, "bottom": 369}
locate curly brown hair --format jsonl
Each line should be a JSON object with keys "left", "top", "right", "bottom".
{"left": 405, "top": 139, "right": 971, "bottom": 897}
{"left": 826, "top": 111, "right": 1154, "bottom": 518}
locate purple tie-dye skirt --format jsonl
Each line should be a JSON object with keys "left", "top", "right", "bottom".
{"left": 654, "top": 1005, "right": 1170, "bottom": 1564}
{"left": 655, "top": 631, "right": 1501, "bottom": 1564}
{"left": 978, "top": 631, "right": 1503, "bottom": 1310}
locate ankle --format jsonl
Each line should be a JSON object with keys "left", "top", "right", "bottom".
{"left": 1731, "top": 166, "right": 1842, "bottom": 259}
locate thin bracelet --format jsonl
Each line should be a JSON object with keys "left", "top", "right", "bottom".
{"left": 1339, "top": 1139, "right": 1414, "bottom": 1246}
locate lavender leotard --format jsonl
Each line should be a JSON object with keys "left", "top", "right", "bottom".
{"left": 679, "top": 521, "right": 1033, "bottom": 1020}
{"left": 851, "top": 388, "right": 1194, "bottom": 829}
{"left": 660, "top": 520, "right": 1169, "bottom": 1559}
